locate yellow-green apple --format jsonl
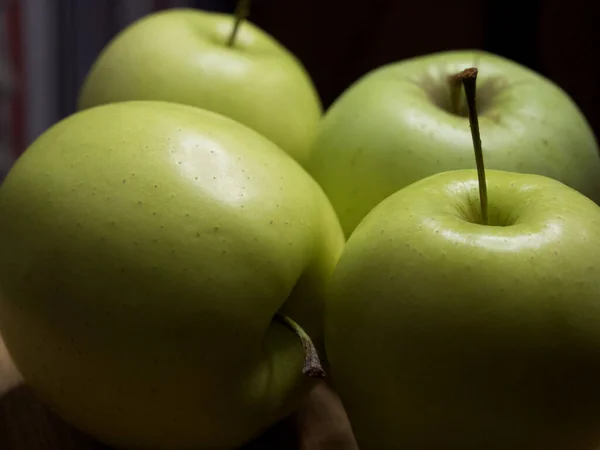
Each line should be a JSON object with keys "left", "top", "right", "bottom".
{"left": 325, "top": 69, "right": 600, "bottom": 450}
{"left": 0, "top": 101, "right": 344, "bottom": 449}
{"left": 307, "top": 50, "right": 600, "bottom": 237}
{"left": 77, "top": 4, "right": 321, "bottom": 167}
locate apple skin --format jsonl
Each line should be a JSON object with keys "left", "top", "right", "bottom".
{"left": 307, "top": 50, "right": 600, "bottom": 237}
{"left": 325, "top": 169, "right": 600, "bottom": 450}
{"left": 77, "top": 8, "right": 322, "bottom": 167}
{"left": 0, "top": 101, "right": 344, "bottom": 449}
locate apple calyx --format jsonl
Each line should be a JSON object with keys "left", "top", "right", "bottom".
{"left": 226, "top": 0, "right": 252, "bottom": 47}
{"left": 274, "top": 314, "right": 326, "bottom": 378}
{"left": 455, "top": 67, "right": 488, "bottom": 225}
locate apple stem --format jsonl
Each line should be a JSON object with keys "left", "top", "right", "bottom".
{"left": 226, "top": 0, "right": 252, "bottom": 48}
{"left": 448, "top": 74, "right": 462, "bottom": 116}
{"left": 456, "top": 67, "right": 488, "bottom": 225}
{"left": 274, "top": 314, "right": 326, "bottom": 378}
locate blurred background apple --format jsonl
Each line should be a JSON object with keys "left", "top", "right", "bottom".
{"left": 1, "top": 1, "right": 599, "bottom": 449}
{"left": 2, "top": 0, "right": 598, "bottom": 176}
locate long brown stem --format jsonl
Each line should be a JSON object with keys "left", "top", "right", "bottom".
{"left": 456, "top": 67, "right": 488, "bottom": 225}
{"left": 226, "top": 0, "right": 252, "bottom": 47}
{"left": 275, "top": 314, "right": 325, "bottom": 378}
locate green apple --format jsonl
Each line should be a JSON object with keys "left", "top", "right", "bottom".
{"left": 0, "top": 101, "right": 344, "bottom": 449}
{"left": 307, "top": 49, "right": 600, "bottom": 237}
{"left": 77, "top": 4, "right": 322, "bottom": 167}
{"left": 327, "top": 170, "right": 600, "bottom": 450}
{"left": 324, "top": 69, "right": 600, "bottom": 450}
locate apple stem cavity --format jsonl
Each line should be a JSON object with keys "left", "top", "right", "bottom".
{"left": 227, "top": 0, "right": 252, "bottom": 48}
{"left": 275, "top": 314, "right": 326, "bottom": 378}
{"left": 457, "top": 67, "right": 488, "bottom": 225}
{"left": 448, "top": 74, "right": 462, "bottom": 116}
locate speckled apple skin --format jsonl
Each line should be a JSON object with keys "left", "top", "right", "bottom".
{"left": 326, "top": 169, "right": 600, "bottom": 450}
{"left": 78, "top": 8, "right": 322, "bottom": 168}
{"left": 0, "top": 101, "right": 344, "bottom": 450}
{"left": 308, "top": 50, "right": 600, "bottom": 237}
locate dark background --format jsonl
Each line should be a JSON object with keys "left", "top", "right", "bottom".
{"left": 65, "top": 0, "right": 600, "bottom": 134}
{"left": 2, "top": 0, "right": 600, "bottom": 164}
{"left": 250, "top": 0, "right": 599, "bottom": 136}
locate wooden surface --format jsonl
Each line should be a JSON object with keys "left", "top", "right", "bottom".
{"left": 0, "top": 334, "right": 358, "bottom": 450}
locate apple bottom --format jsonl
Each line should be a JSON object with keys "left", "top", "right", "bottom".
{"left": 0, "top": 303, "right": 317, "bottom": 450}
{"left": 339, "top": 347, "right": 600, "bottom": 450}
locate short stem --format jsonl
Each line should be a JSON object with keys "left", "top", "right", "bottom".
{"left": 456, "top": 67, "right": 488, "bottom": 225}
{"left": 274, "top": 314, "right": 325, "bottom": 378}
{"left": 226, "top": 0, "right": 252, "bottom": 47}
{"left": 448, "top": 74, "right": 462, "bottom": 116}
